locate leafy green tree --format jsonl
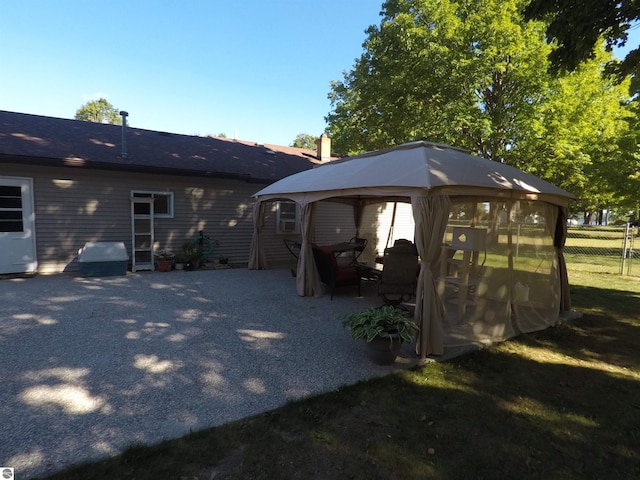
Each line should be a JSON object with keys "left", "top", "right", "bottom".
{"left": 75, "top": 98, "right": 122, "bottom": 124}
{"left": 327, "top": 0, "right": 554, "bottom": 159}
{"left": 609, "top": 98, "right": 640, "bottom": 220}
{"left": 326, "top": 0, "right": 630, "bottom": 202}
{"left": 517, "top": 44, "right": 631, "bottom": 212}
{"left": 291, "top": 133, "right": 317, "bottom": 150}
{"left": 523, "top": 0, "right": 640, "bottom": 78}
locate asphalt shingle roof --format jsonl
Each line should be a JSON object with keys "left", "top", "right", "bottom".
{"left": 0, "top": 110, "right": 322, "bottom": 183}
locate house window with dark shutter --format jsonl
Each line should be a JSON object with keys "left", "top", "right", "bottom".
{"left": 0, "top": 186, "right": 23, "bottom": 232}
{"left": 132, "top": 191, "right": 174, "bottom": 218}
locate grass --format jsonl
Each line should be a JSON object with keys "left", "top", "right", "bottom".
{"left": 35, "top": 266, "right": 640, "bottom": 479}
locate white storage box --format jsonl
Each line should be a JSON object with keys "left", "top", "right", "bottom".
{"left": 78, "top": 242, "right": 129, "bottom": 277}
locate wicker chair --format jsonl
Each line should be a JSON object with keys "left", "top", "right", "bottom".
{"left": 378, "top": 243, "right": 419, "bottom": 308}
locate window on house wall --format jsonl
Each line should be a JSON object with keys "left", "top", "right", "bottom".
{"left": 0, "top": 186, "right": 23, "bottom": 232}
{"left": 132, "top": 191, "right": 174, "bottom": 218}
{"left": 276, "top": 200, "right": 301, "bottom": 234}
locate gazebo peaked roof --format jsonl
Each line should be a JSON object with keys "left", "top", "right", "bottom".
{"left": 254, "top": 141, "right": 575, "bottom": 206}
{"left": 250, "top": 141, "right": 575, "bottom": 359}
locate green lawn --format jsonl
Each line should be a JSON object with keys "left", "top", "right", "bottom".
{"left": 36, "top": 261, "right": 640, "bottom": 480}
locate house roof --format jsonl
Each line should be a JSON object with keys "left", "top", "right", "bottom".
{"left": 0, "top": 110, "right": 324, "bottom": 183}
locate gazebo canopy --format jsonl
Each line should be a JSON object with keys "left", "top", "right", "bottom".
{"left": 250, "top": 141, "right": 575, "bottom": 359}
{"left": 254, "top": 141, "right": 574, "bottom": 205}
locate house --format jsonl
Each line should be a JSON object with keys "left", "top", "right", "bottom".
{"left": 0, "top": 110, "right": 335, "bottom": 274}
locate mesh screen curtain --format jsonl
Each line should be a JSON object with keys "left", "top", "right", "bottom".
{"left": 438, "top": 199, "right": 560, "bottom": 349}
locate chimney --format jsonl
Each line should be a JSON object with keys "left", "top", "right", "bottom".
{"left": 317, "top": 133, "right": 331, "bottom": 162}
{"left": 119, "top": 111, "right": 129, "bottom": 158}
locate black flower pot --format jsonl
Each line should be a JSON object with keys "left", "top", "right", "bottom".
{"left": 366, "top": 334, "right": 402, "bottom": 365}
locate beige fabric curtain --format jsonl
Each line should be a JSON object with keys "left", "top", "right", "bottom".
{"left": 248, "top": 200, "right": 267, "bottom": 270}
{"left": 296, "top": 203, "right": 323, "bottom": 296}
{"left": 412, "top": 194, "right": 451, "bottom": 358}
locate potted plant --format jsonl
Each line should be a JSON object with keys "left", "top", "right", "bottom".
{"left": 182, "top": 241, "right": 202, "bottom": 270}
{"left": 174, "top": 254, "right": 186, "bottom": 270}
{"left": 155, "top": 250, "right": 174, "bottom": 272}
{"left": 342, "top": 306, "right": 419, "bottom": 365}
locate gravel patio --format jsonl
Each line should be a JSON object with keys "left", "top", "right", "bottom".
{"left": 0, "top": 268, "right": 430, "bottom": 478}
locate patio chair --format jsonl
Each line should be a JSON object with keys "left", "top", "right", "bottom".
{"left": 312, "top": 245, "right": 361, "bottom": 300}
{"left": 349, "top": 236, "right": 368, "bottom": 262}
{"left": 334, "top": 236, "right": 368, "bottom": 266}
{"left": 283, "top": 239, "right": 301, "bottom": 259}
{"left": 378, "top": 243, "right": 419, "bottom": 308}
{"left": 283, "top": 239, "right": 301, "bottom": 276}
{"left": 393, "top": 238, "right": 417, "bottom": 251}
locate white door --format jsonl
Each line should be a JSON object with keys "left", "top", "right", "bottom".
{"left": 0, "top": 177, "right": 37, "bottom": 274}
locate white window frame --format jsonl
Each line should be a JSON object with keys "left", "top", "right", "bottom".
{"left": 131, "top": 190, "right": 174, "bottom": 218}
{"left": 276, "top": 200, "right": 301, "bottom": 234}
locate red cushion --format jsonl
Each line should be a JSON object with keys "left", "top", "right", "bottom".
{"left": 335, "top": 266, "right": 359, "bottom": 282}
{"left": 318, "top": 245, "right": 338, "bottom": 269}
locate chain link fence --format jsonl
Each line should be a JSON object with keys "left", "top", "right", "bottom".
{"left": 565, "top": 225, "right": 638, "bottom": 276}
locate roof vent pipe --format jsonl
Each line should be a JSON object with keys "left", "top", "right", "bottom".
{"left": 119, "top": 111, "right": 129, "bottom": 158}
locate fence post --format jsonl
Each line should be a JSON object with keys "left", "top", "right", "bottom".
{"left": 629, "top": 226, "right": 636, "bottom": 276}
{"left": 621, "top": 223, "right": 630, "bottom": 275}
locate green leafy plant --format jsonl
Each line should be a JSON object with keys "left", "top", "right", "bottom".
{"left": 182, "top": 241, "right": 202, "bottom": 264}
{"left": 155, "top": 250, "right": 174, "bottom": 261}
{"left": 342, "top": 306, "right": 418, "bottom": 343}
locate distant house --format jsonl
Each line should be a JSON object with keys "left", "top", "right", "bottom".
{"left": 0, "top": 110, "right": 334, "bottom": 274}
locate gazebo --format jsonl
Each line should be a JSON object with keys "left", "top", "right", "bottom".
{"left": 249, "top": 141, "right": 575, "bottom": 358}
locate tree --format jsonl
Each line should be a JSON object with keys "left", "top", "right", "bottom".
{"left": 506, "top": 41, "right": 632, "bottom": 211}
{"left": 326, "top": 0, "right": 630, "bottom": 202}
{"left": 523, "top": 0, "right": 640, "bottom": 78}
{"left": 75, "top": 98, "right": 122, "bottom": 125}
{"left": 291, "top": 133, "right": 317, "bottom": 150}
{"left": 609, "top": 98, "right": 640, "bottom": 220}
{"left": 328, "top": 0, "right": 555, "bottom": 158}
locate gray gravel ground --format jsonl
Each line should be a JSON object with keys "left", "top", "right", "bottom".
{"left": 0, "top": 268, "right": 434, "bottom": 479}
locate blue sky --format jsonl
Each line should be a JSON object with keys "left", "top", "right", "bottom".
{"left": 2, "top": 2, "right": 638, "bottom": 147}
{"left": 1, "top": 0, "right": 381, "bottom": 145}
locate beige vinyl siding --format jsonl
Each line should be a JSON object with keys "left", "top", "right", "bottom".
{"left": 314, "top": 201, "right": 355, "bottom": 245}
{"left": 2, "top": 164, "right": 270, "bottom": 273}
{"left": 382, "top": 200, "right": 415, "bottom": 247}
{"left": 359, "top": 201, "right": 415, "bottom": 261}
{"left": 2, "top": 164, "right": 419, "bottom": 274}
{"left": 30, "top": 166, "right": 133, "bottom": 273}
{"left": 169, "top": 181, "right": 257, "bottom": 265}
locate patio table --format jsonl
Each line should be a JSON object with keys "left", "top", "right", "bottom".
{"left": 357, "top": 261, "right": 383, "bottom": 281}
